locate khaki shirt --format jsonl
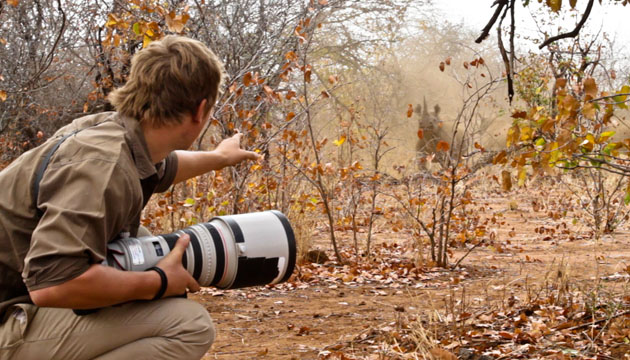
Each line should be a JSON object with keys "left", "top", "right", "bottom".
{"left": 0, "top": 112, "right": 178, "bottom": 320}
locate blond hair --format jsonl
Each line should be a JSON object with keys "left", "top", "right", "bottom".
{"left": 108, "top": 36, "right": 224, "bottom": 127}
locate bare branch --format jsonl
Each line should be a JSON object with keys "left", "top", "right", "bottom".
{"left": 538, "top": 0, "right": 594, "bottom": 49}
{"left": 475, "top": 0, "right": 508, "bottom": 44}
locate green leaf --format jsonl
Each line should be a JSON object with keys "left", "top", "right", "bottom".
{"left": 133, "top": 22, "right": 142, "bottom": 35}
{"left": 535, "top": 137, "right": 546, "bottom": 147}
{"left": 624, "top": 192, "right": 630, "bottom": 206}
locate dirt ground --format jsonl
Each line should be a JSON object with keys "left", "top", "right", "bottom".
{"left": 196, "top": 182, "right": 630, "bottom": 359}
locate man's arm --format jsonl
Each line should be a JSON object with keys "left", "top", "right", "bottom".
{"left": 30, "top": 235, "right": 198, "bottom": 309}
{"left": 173, "top": 132, "right": 261, "bottom": 184}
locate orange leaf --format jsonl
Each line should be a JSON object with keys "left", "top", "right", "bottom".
{"left": 321, "top": 90, "right": 330, "bottom": 98}
{"left": 7, "top": 0, "right": 19, "bottom": 6}
{"left": 243, "top": 72, "right": 253, "bottom": 87}
{"left": 439, "top": 62, "right": 445, "bottom": 72}
{"left": 436, "top": 140, "right": 450, "bottom": 152}
{"left": 319, "top": 0, "right": 328, "bottom": 5}
{"left": 584, "top": 77, "right": 598, "bottom": 98}
{"left": 555, "top": 78, "right": 567, "bottom": 90}
{"left": 0, "top": 90, "right": 6, "bottom": 102}
{"left": 328, "top": 75, "right": 336, "bottom": 84}
{"left": 285, "top": 51, "right": 297, "bottom": 61}
{"left": 286, "top": 112, "right": 296, "bottom": 122}
{"left": 501, "top": 170, "right": 512, "bottom": 192}
{"left": 445, "top": 56, "right": 451, "bottom": 65}
{"left": 511, "top": 110, "right": 527, "bottom": 119}
{"left": 417, "top": 129, "right": 424, "bottom": 140}
{"left": 407, "top": 104, "right": 414, "bottom": 118}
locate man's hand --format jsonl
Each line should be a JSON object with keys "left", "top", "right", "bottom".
{"left": 156, "top": 234, "right": 200, "bottom": 297}
{"left": 173, "top": 130, "right": 262, "bottom": 184}
{"left": 214, "top": 130, "right": 262, "bottom": 167}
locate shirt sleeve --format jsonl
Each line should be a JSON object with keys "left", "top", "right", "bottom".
{"left": 22, "top": 159, "right": 139, "bottom": 291}
{"left": 154, "top": 151, "right": 178, "bottom": 193}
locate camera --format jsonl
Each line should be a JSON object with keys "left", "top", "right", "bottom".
{"left": 104, "top": 210, "right": 296, "bottom": 289}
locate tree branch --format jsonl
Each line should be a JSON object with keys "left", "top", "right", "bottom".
{"left": 538, "top": 0, "right": 594, "bottom": 49}
{"left": 475, "top": 0, "right": 508, "bottom": 44}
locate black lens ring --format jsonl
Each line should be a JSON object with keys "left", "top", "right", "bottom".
{"left": 221, "top": 217, "right": 245, "bottom": 244}
{"left": 270, "top": 210, "right": 297, "bottom": 283}
{"left": 203, "top": 223, "right": 225, "bottom": 286}
{"left": 161, "top": 233, "right": 186, "bottom": 269}
{"left": 183, "top": 229, "right": 203, "bottom": 281}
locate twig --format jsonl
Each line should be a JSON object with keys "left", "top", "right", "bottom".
{"left": 451, "top": 240, "right": 484, "bottom": 269}
{"left": 588, "top": 93, "right": 630, "bottom": 103}
{"left": 556, "top": 309, "right": 630, "bottom": 331}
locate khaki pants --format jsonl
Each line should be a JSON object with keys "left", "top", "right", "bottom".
{"left": 0, "top": 298, "right": 215, "bottom": 360}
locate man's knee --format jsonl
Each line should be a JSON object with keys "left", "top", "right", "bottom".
{"left": 160, "top": 298, "right": 215, "bottom": 353}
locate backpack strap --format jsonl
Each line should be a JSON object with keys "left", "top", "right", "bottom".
{"left": 33, "top": 129, "right": 84, "bottom": 218}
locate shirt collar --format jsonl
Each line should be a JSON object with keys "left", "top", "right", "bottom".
{"left": 114, "top": 114, "right": 158, "bottom": 179}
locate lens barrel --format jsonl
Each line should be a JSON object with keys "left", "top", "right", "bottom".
{"left": 104, "top": 210, "right": 296, "bottom": 289}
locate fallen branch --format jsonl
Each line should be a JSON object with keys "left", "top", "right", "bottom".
{"left": 556, "top": 309, "right": 630, "bottom": 331}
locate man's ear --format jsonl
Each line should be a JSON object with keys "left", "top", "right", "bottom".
{"left": 192, "top": 99, "right": 209, "bottom": 124}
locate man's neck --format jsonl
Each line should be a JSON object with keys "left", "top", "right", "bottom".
{"left": 141, "top": 121, "right": 178, "bottom": 163}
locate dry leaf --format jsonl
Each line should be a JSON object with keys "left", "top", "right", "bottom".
{"left": 436, "top": 140, "right": 450, "bottom": 152}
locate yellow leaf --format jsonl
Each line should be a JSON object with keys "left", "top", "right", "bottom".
{"left": 517, "top": 167, "right": 527, "bottom": 186}
{"left": 333, "top": 136, "right": 346, "bottom": 146}
{"left": 0, "top": 90, "right": 6, "bottom": 102}
{"left": 549, "top": 142, "right": 560, "bottom": 164}
{"left": 106, "top": 14, "right": 119, "bottom": 27}
{"left": 143, "top": 35, "right": 152, "bottom": 48}
{"left": 520, "top": 126, "right": 533, "bottom": 142}
{"left": 506, "top": 125, "right": 520, "bottom": 147}
{"left": 598, "top": 131, "right": 615, "bottom": 143}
